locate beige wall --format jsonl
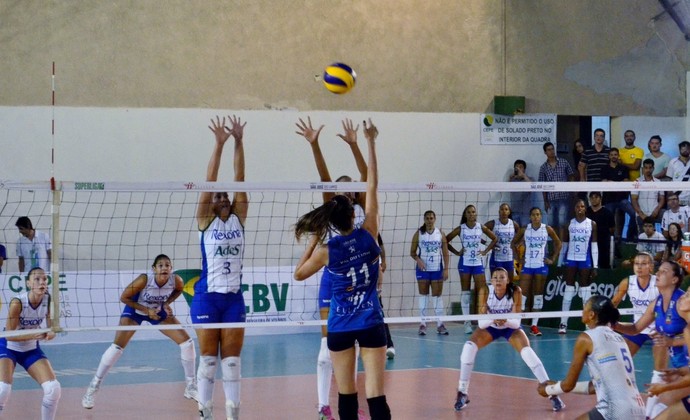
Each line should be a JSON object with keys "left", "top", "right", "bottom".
{"left": 1, "top": 0, "right": 686, "bottom": 115}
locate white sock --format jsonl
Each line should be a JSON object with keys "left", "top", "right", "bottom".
{"left": 561, "top": 286, "right": 576, "bottom": 325}
{"left": 354, "top": 342, "right": 360, "bottom": 386}
{"left": 40, "top": 380, "right": 61, "bottom": 420}
{"left": 433, "top": 295, "right": 444, "bottom": 317}
{"left": 95, "top": 343, "right": 123, "bottom": 380}
{"left": 221, "top": 357, "right": 241, "bottom": 410}
{"left": 197, "top": 355, "right": 217, "bottom": 409}
{"left": 458, "top": 341, "right": 478, "bottom": 393}
{"left": 578, "top": 284, "right": 592, "bottom": 304}
{"left": 418, "top": 295, "right": 428, "bottom": 317}
{"left": 179, "top": 339, "right": 196, "bottom": 383}
{"left": 0, "top": 382, "right": 11, "bottom": 413}
{"left": 460, "top": 291, "right": 471, "bottom": 316}
{"left": 317, "top": 337, "right": 332, "bottom": 409}
{"left": 520, "top": 347, "right": 548, "bottom": 382}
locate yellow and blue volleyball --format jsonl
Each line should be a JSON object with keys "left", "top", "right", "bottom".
{"left": 323, "top": 62, "right": 356, "bottom": 94}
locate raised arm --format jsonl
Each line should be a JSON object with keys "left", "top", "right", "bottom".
{"left": 229, "top": 115, "right": 248, "bottom": 225}
{"left": 295, "top": 117, "right": 333, "bottom": 202}
{"left": 337, "top": 118, "right": 367, "bottom": 205}
{"left": 197, "top": 116, "right": 232, "bottom": 228}
{"left": 360, "top": 119, "right": 379, "bottom": 240}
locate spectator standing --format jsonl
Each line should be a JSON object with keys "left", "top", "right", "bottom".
{"left": 15, "top": 217, "right": 51, "bottom": 274}
{"left": 578, "top": 128, "right": 610, "bottom": 182}
{"left": 508, "top": 159, "right": 533, "bottom": 227}
{"left": 631, "top": 159, "right": 665, "bottom": 232}
{"left": 585, "top": 192, "right": 615, "bottom": 269}
{"left": 619, "top": 130, "right": 644, "bottom": 180}
{"left": 600, "top": 148, "right": 636, "bottom": 240}
{"left": 538, "top": 142, "right": 575, "bottom": 238}
{"left": 644, "top": 135, "right": 671, "bottom": 180}
{"left": 666, "top": 140, "right": 690, "bottom": 205}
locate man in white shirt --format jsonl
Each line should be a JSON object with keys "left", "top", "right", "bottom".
{"left": 631, "top": 159, "right": 665, "bottom": 233}
{"left": 666, "top": 140, "right": 690, "bottom": 205}
{"left": 15, "top": 216, "right": 52, "bottom": 273}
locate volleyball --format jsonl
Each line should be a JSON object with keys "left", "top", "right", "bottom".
{"left": 323, "top": 62, "right": 356, "bottom": 94}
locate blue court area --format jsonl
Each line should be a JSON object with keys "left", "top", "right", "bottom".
{"left": 13, "top": 323, "right": 655, "bottom": 393}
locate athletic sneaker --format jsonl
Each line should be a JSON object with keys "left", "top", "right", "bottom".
{"left": 357, "top": 408, "right": 367, "bottom": 420}
{"left": 437, "top": 325, "right": 449, "bottom": 335}
{"left": 558, "top": 323, "right": 567, "bottom": 334}
{"left": 418, "top": 324, "right": 427, "bottom": 336}
{"left": 530, "top": 325, "right": 542, "bottom": 336}
{"left": 464, "top": 322, "right": 473, "bottom": 334}
{"left": 386, "top": 346, "right": 396, "bottom": 360}
{"left": 198, "top": 403, "right": 213, "bottom": 420}
{"left": 226, "top": 401, "right": 239, "bottom": 420}
{"left": 184, "top": 381, "right": 199, "bottom": 401}
{"left": 318, "top": 405, "right": 335, "bottom": 420}
{"left": 81, "top": 377, "right": 101, "bottom": 409}
{"left": 454, "top": 391, "right": 470, "bottom": 411}
{"left": 550, "top": 395, "right": 565, "bottom": 412}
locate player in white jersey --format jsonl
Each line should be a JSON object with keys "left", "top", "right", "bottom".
{"left": 454, "top": 268, "right": 564, "bottom": 412}
{"left": 558, "top": 198, "right": 598, "bottom": 334}
{"left": 410, "top": 210, "right": 450, "bottom": 335}
{"left": 540, "top": 295, "right": 645, "bottom": 420}
{"left": 511, "top": 207, "right": 561, "bottom": 336}
{"left": 82, "top": 254, "right": 197, "bottom": 409}
{"left": 446, "top": 204, "right": 497, "bottom": 334}
{"left": 484, "top": 203, "right": 519, "bottom": 282}
{"left": 0, "top": 268, "right": 60, "bottom": 420}
{"left": 611, "top": 252, "right": 665, "bottom": 417}
{"left": 192, "top": 115, "right": 248, "bottom": 420}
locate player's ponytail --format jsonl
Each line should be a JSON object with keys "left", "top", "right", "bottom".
{"left": 589, "top": 295, "right": 620, "bottom": 326}
{"left": 295, "top": 195, "right": 354, "bottom": 241}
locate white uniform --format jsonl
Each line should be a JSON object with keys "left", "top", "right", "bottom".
{"left": 417, "top": 228, "right": 443, "bottom": 271}
{"left": 198, "top": 215, "right": 245, "bottom": 294}
{"left": 486, "top": 285, "right": 513, "bottom": 329}
{"left": 7, "top": 292, "right": 49, "bottom": 352}
{"left": 584, "top": 326, "right": 645, "bottom": 420}
{"left": 524, "top": 223, "right": 548, "bottom": 268}
{"left": 566, "top": 218, "right": 593, "bottom": 261}
{"left": 134, "top": 272, "right": 176, "bottom": 315}
{"left": 625, "top": 275, "right": 658, "bottom": 335}
{"left": 460, "top": 223, "right": 483, "bottom": 266}
{"left": 491, "top": 219, "right": 515, "bottom": 262}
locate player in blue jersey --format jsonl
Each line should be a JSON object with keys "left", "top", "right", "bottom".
{"left": 539, "top": 295, "right": 645, "bottom": 420}
{"left": 81, "top": 254, "right": 197, "bottom": 409}
{"left": 614, "top": 260, "right": 688, "bottom": 418}
{"left": 0, "top": 267, "right": 60, "bottom": 420}
{"left": 295, "top": 119, "right": 391, "bottom": 420}
{"left": 296, "top": 116, "right": 391, "bottom": 419}
{"left": 454, "top": 268, "right": 564, "bottom": 412}
{"left": 446, "top": 204, "right": 498, "bottom": 334}
{"left": 192, "top": 115, "right": 248, "bottom": 420}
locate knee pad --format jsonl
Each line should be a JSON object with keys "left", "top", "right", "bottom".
{"left": 533, "top": 295, "right": 544, "bottom": 311}
{"left": 179, "top": 339, "right": 195, "bottom": 361}
{"left": 460, "top": 341, "right": 478, "bottom": 365}
{"left": 41, "top": 379, "right": 61, "bottom": 404}
{"left": 520, "top": 347, "right": 542, "bottom": 370}
{"left": 221, "top": 356, "right": 241, "bottom": 382}
{"left": 198, "top": 355, "right": 218, "bottom": 382}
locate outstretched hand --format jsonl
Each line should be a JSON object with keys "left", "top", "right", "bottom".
{"left": 363, "top": 118, "right": 378, "bottom": 142}
{"left": 337, "top": 118, "right": 359, "bottom": 145}
{"left": 226, "top": 114, "right": 246, "bottom": 141}
{"left": 208, "top": 115, "right": 231, "bottom": 145}
{"left": 295, "top": 117, "right": 324, "bottom": 145}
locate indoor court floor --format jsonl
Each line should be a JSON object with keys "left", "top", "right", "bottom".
{"left": 5, "top": 323, "right": 655, "bottom": 419}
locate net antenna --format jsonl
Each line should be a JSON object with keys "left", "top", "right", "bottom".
{"left": 50, "top": 61, "right": 62, "bottom": 331}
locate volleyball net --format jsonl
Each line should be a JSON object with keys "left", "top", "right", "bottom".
{"left": 0, "top": 179, "right": 683, "bottom": 339}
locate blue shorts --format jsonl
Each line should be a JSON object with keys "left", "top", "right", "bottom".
{"left": 669, "top": 345, "right": 689, "bottom": 368}
{"left": 521, "top": 266, "right": 548, "bottom": 276}
{"left": 0, "top": 338, "right": 46, "bottom": 370}
{"left": 191, "top": 291, "right": 246, "bottom": 324}
{"left": 622, "top": 333, "right": 651, "bottom": 348}
{"left": 458, "top": 260, "right": 484, "bottom": 275}
{"left": 486, "top": 326, "right": 518, "bottom": 341}
{"left": 565, "top": 258, "right": 593, "bottom": 269}
{"left": 121, "top": 304, "right": 168, "bottom": 325}
{"left": 416, "top": 268, "right": 444, "bottom": 281}
{"left": 318, "top": 270, "right": 333, "bottom": 309}
{"left": 489, "top": 259, "right": 514, "bottom": 274}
